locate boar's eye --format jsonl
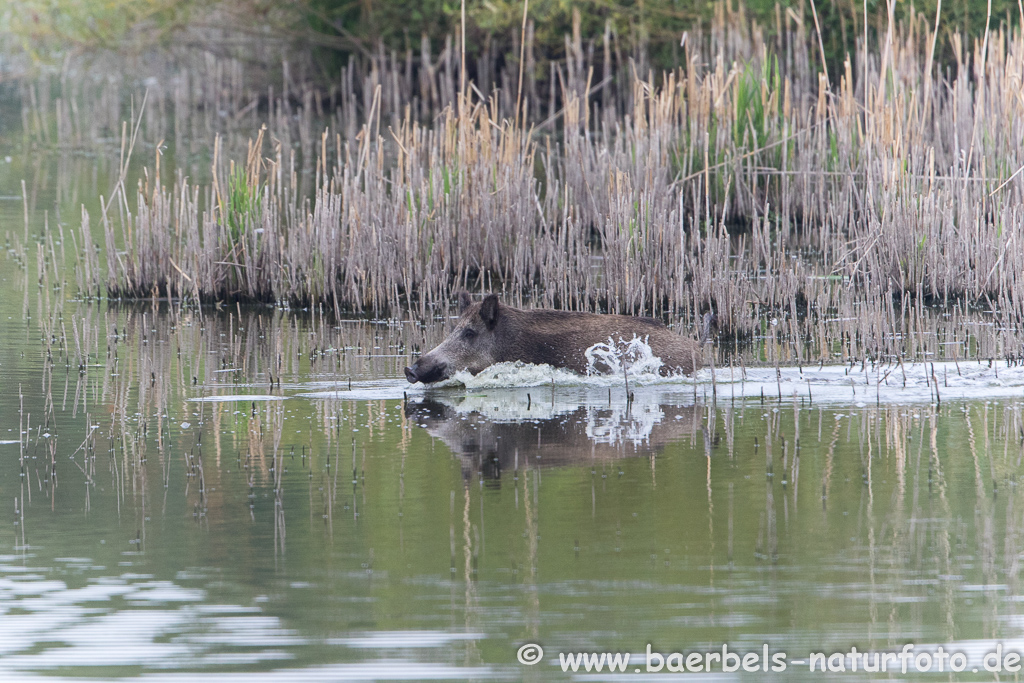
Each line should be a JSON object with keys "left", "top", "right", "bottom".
{"left": 461, "top": 328, "right": 478, "bottom": 341}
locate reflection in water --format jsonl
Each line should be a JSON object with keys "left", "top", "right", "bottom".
{"left": 406, "top": 391, "right": 702, "bottom": 479}
{"left": 0, "top": 553, "right": 493, "bottom": 680}
{"left": 0, "top": 567, "right": 277, "bottom": 670}
{"left": 4, "top": 289, "right": 1024, "bottom": 679}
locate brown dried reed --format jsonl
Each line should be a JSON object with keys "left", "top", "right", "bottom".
{"left": 45, "top": 4, "right": 1024, "bottom": 363}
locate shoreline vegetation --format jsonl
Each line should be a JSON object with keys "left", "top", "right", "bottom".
{"left": 3, "top": 1, "right": 1024, "bottom": 364}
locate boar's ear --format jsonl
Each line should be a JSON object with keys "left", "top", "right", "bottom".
{"left": 458, "top": 291, "right": 472, "bottom": 314}
{"left": 479, "top": 294, "right": 500, "bottom": 329}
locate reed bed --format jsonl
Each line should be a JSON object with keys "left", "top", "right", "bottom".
{"left": 13, "top": 3, "right": 1022, "bottom": 364}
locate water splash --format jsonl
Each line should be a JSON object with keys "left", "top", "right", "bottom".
{"left": 450, "top": 362, "right": 591, "bottom": 389}
{"left": 441, "top": 336, "right": 680, "bottom": 389}
{"left": 584, "top": 335, "right": 665, "bottom": 377}
{"left": 296, "top": 354, "right": 1024, "bottom": 406}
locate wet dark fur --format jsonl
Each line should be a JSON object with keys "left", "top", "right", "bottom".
{"left": 405, "top": 293, "right": 705, "bottom": 383}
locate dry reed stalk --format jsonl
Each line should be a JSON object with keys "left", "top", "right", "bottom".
{"left": 9, "top": 4, "right": 1018, "bottom": 369}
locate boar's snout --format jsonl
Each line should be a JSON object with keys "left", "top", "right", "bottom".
{"left": 404, "top": 359, "right": 448, "bottom": 384}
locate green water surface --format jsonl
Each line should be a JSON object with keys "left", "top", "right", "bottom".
{"left": 1, "top": 92, "right": 1023, "bottom": 683}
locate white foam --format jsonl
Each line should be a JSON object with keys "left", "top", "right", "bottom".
{"left": 424, "top": 336, "right": 675, "bottom": 389}
{"left": 449, "top": 362, "right": 597, "bottom": 388}
{"left": 703, "top": 358, "right": 1024, "bottom": 404}
{"left": 307, "top": 347, "right": 1024, "bottom": 406}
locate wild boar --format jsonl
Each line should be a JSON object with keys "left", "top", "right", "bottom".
{"left": 404, "top": 292, "right": 714, "bottom": 384}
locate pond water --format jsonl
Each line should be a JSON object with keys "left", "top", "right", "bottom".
{"left": 3, "top": 103, "right": 1024, "bottom": 682}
